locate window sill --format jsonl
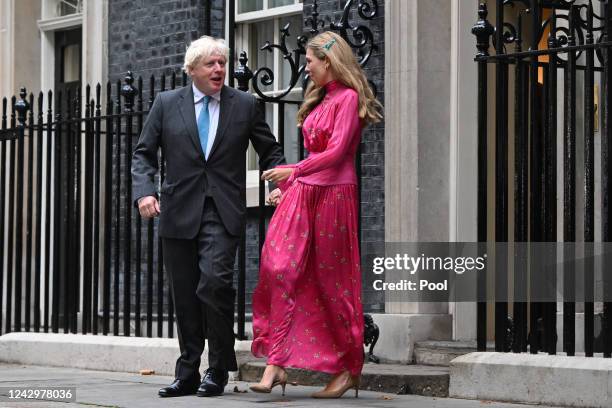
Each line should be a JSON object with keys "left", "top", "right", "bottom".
{"left": 254, "top": 87, "right": 304, "bottom": 102}
{"left": 236, "top": 3, "right": 303, "bottom": 23}
{"left": 37, "top": 13, "right": 83, "bottom": 31}
{"left": 246, "top": 183, "right": 270, "bottom": 208}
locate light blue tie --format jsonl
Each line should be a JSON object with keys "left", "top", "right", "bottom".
{"left": 197, "top": 95, "right": 210, "bottom": 158}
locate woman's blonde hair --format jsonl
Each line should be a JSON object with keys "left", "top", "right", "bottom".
{"left": 183, "top": 36, "right": 229, "bottom": 74}
{"left": 297, "top": 31, "right": 383, "bottom": 126}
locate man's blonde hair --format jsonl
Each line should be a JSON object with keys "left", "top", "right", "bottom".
{"left": 183, "top": 36, "right": 230, "bottom": 74}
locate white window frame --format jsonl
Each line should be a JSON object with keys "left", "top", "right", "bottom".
{"left": 37, "top": 0, "right": 107, "bottom": 109}
{"left": 0, "top": 0, "right": 15, "bottom": 100}
{"left": 38, "top": 0, "right": 82, "bottom": 98}
{"left": 236, "top": 1, "right": 303, "bottom": 23}
{"left": 231, "top": 0, "right": 304, "bottom": 207}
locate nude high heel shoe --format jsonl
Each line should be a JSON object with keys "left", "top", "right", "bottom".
{"left": 311, "top": 371, "right": 360, "bottom": 399}
{"left": 249, "top": 366, "right": 288, "bottom": 396}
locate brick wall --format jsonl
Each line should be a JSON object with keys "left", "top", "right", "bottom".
{"left": 108, "top": 0, "right": 225, "bottom": 83}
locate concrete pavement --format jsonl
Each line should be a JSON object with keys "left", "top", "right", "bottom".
{"left": 0, "top": 364, "right": 563, "bottom": 408}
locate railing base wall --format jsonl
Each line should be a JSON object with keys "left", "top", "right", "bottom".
{"left": 450, "top": 352, "right": 612, "bottom": 407}
{"left": 0, "top": 332, "right": 259, "bottom": 376}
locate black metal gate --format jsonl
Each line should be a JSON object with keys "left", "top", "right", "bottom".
{"left": 473, "top": 0, "right": 612, "bottom": 357}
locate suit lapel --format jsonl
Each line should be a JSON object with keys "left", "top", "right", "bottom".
{"left": 208, "top": 86, "right": 235, "bottom": 160}
{"left": 177, "top": 85, "right": 206, "bottom": 160}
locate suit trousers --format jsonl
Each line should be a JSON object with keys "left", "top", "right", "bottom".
{"left": 162, "top": 197, "right": 239, "bottom": 380}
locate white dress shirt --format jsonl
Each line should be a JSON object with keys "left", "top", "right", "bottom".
{"left": 193, "top": 83, "right": 221, "bottom": 160}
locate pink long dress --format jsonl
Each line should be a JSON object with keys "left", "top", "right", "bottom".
{"left": 251, "top": 80, "right": 364, "bottom": 376}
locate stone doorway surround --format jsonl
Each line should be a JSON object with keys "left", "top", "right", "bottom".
{"left": 383, "top": 0, "right": 480, "bottom": 361}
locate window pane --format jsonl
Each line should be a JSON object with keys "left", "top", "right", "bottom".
{"left": 282, "top": 104, "right": 300, "bottom": 164}
{"left": 57, "top": 0, "right": 82, "bottom": 16}
{"left": 269, "top": 0, "right": 295, "bottom": 7}
{"left": 247, "top": 142, "right": 257, "bottom": 171}
{"left": 63, "top": 44, "right": 80, "bottom": 83}
{"left": 238, "top": 0, "right": 263, "bottom": 13}
{"left": 252, "top": 21, "right": 275, "bottom": 93}
{"left": 247, "top": 102, "right": 275, "bottom": 171}
{"left": 265, "top": 102, "right": 274, "bottom": 135}
{"left": 281, "top": 14, "right": 304, "bottom": 89}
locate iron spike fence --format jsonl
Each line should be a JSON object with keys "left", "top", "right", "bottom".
{"left": 0, "top": 0, "right": 380, "bottom": 343}
{"left": 0, "top": 73, "right": 190, "bottom": 337}
{"left": 473, "top": 0, "right": 612, "bottom": 357}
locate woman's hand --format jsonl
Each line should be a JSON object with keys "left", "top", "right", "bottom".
{"left": 266, "top": 188, "right": 282, "bottom": 206}
{"left": 261, "top": 167, "right": 293, "bottom": 183}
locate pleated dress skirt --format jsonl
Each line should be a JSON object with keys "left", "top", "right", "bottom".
{"left": 251, "top": 180, "right": 364, "bottom": 376}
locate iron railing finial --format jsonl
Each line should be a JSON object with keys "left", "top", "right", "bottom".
{"left": 234, "top": 51, "right": 254, "bottom": 93}
{"left": 15, "top": 87, "right": 30, "bottom": 128}
{"left": 472, "top": 3, "right": 495, "bottom": 58}
{"left": 121, "top": 71, "right": 138, "bottom": 112}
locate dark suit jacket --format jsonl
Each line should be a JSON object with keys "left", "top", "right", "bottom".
{"left": 131, "top": 84, "right": 285, "bottom": 238}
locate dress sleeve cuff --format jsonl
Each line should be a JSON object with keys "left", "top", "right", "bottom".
{"left": 278, "top": 167, "right": 297, "bottom": 193}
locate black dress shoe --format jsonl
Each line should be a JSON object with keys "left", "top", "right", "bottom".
{"left": 197, "top": 368, "right": 228, "bottom": 397}
{"left": 158, "top": 378, "right": 199, "bottom": 397}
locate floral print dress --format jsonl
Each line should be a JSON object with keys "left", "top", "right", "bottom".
{"left": 251, "top": 80, "right": 364, "bottom": 376}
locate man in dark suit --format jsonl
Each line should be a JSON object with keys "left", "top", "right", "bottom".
{"left": 131, "top": 36, "right": 285, "bottom": 398}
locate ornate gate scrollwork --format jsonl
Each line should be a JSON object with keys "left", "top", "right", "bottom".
{"left": 234, "top": 0, "right": 379, "bottom": 101}
{"left": 479, "top": 0, "right": 609, "bottom": 63}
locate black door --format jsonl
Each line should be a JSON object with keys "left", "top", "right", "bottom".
{"left": 54, "top": 27, "right": 82, "bottom": 330}
{"left": 54, "top": 28, "right": 82, "bottom": 114}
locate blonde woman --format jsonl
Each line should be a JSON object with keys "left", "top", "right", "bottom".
{"left": 250, "top": 31, "right": 383, "bottom": 398}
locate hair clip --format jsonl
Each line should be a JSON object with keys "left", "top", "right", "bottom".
{"left": 323, "top": 38, "right": 337, "bottom": 51}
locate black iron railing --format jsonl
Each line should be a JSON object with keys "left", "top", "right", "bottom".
{"left": 0, "top": 73, "right": 189, "bottom": 337}
{"left": 473, "top": 0, "right": 612, "bottom": 357}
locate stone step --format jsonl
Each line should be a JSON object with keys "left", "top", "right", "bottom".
{"left": 414, "top": 341, "right": 494, "bottom": 366}
{"left": 239, "top": 361, "right": 449, "bottom": 397}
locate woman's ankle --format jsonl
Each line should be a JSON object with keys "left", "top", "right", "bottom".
{"left": 266, "top": 364, "right": 285, "bottom": 373}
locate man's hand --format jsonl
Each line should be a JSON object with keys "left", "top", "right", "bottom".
{"left": 261, "top": 167, "right": 293, "bottom": 183}
{"left": 138, "top": 196, "right": 160, "bottom": 218}
{"left": 266, "top": 188, "right": 282, "bottom": 206}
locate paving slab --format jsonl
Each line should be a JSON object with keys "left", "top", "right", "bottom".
{"left": 0, "top": 363, "right": 563, "bottom": 408}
